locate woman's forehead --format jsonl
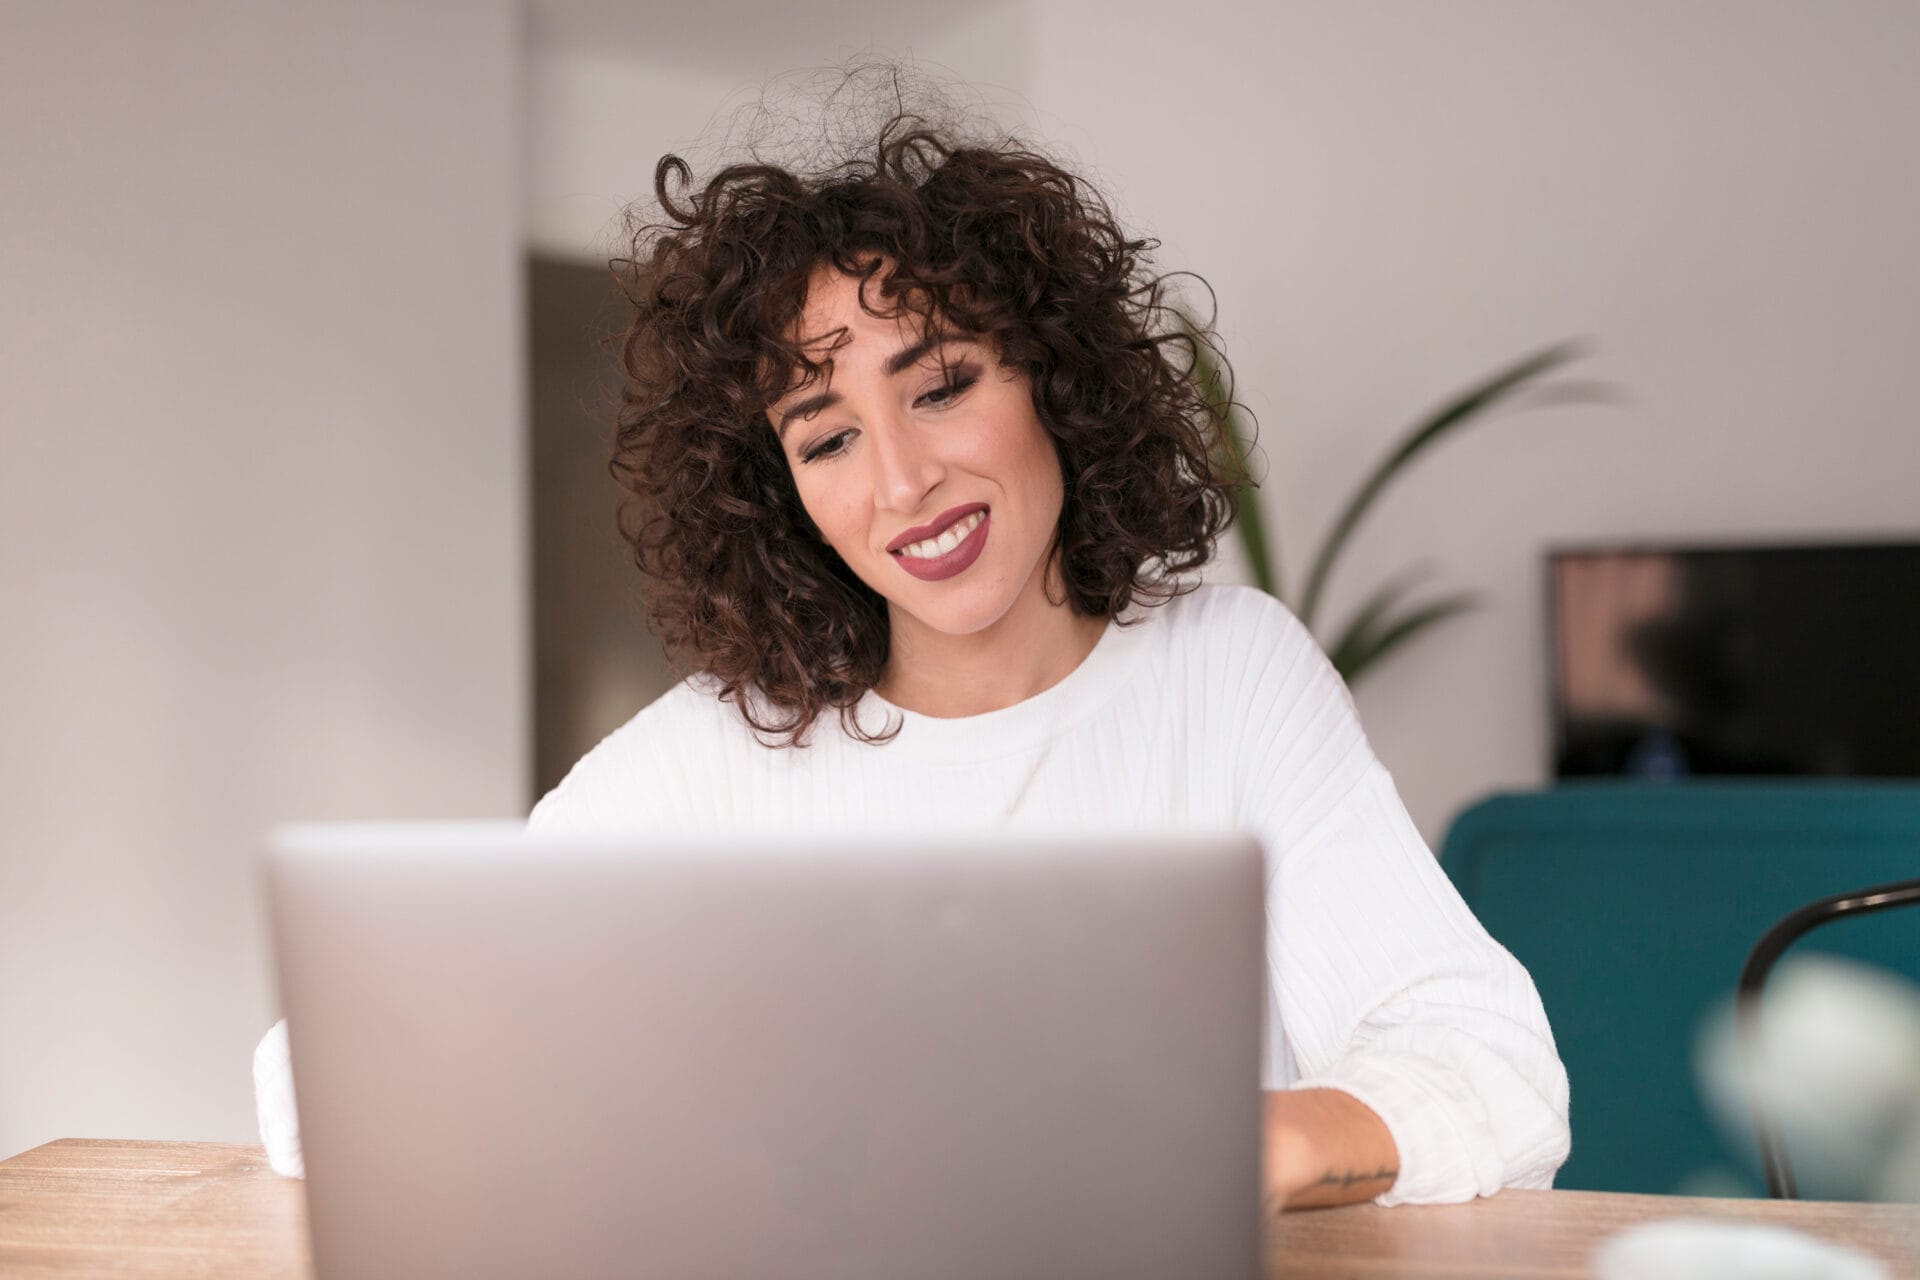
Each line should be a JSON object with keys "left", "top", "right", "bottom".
{"left": 790, "top": 266, "right": 925, "bottom": 353}
{"left": 766, "top": 262, "right": 987, "bottom": 413}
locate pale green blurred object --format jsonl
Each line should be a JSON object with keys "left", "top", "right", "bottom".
{"left": 1186, "top": 324, "right": 1609, "bottom": 687}
{"left": 1592, "top": 1218, "right": 1888, "bottom": 1280}
{"left": 1695, "top": 953, "right": 1920, "bottom": 1203}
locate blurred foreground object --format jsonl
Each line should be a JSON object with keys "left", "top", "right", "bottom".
{"left": 1699, "top": 953, "right": 1920, "bottom": 1204}
{"left": 1736, "top": 878, "right": 1920, "bottom": 1199}
{"left": 1591, "top": 1216, "right": 1888, "bottom": 1280}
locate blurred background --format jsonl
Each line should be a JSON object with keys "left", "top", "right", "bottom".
{"left": 3, "top": 0, "right": 1917, "bottom": 1196}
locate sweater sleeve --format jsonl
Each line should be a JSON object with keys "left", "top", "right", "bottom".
{"left": 1225, "top": 590, "right": 1571, "bottom": 1205}
{"left": 253, "top": 1017, "right": 304, "bottom": 1178}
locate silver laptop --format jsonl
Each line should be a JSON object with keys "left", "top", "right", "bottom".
{"left": 265, "top": 823, "right": 1264, "bottom": 1279}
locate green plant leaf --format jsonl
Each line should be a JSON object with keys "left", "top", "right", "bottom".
{"left": 1185, "top": 318, "right": 1279, "bottom": 597}
{"left": 1224, "top": 408, "right": 1277, "bottom": 597}
{"left": 1507, "top": 378, "right": 1625, "bottom": 412}
{"left": 1334, "top": 592, "right": 1480, "bottom": 686}
{"left": 1323, "top": 563, "right": 1437, "bottom": 674}
{"left": 1296, "top": 340, "right": 1593, "bottom": 628}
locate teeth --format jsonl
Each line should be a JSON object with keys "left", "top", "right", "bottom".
{"left": 900, "top": 510, "right": 984, "bottom": 560}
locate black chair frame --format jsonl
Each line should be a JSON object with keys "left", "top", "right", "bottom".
{"left": 1737, "top": 876, "right": 1920, "bottom": 1199}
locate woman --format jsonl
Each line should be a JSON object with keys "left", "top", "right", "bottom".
{"left": 256, "top": 101, "right": 1570, "bottom": 1212}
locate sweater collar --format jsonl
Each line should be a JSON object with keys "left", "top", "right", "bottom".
{"left": 850, "top": 599, "right": 1159, "bottom": 764}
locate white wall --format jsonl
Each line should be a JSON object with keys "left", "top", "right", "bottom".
{"left": 0, "top": 2, "right": 525, "bottom": 1157}
{"left": 1018, "top": 1, "right": 1920, "bottom": 839}
{"left": 526, "top": 1, "right": 1034, "bottom": 261}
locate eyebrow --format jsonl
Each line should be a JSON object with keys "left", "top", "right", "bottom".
{"left": 773, "top": 329, "right": 970, "bottom": 440}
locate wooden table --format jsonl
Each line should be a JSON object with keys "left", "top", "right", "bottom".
{"left": 2, "top": 1139, "right": 1915, "bottom": 1278}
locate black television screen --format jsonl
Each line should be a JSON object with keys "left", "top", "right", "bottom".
{"left": 1549, "top": 542, "right": 1920, "bottom": 779}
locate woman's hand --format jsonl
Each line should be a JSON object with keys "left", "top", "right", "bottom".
{"left": 1261, "top": 1088, "right": 1400, "bottom": 1213}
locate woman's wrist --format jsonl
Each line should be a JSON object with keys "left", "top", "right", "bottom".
{"left": 1261, "top": 1087, "right": 1400, "bottom": 1212}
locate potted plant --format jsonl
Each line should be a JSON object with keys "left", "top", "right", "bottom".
{"left": 1190, "top": 329, "right": 1608, "bottom": 686}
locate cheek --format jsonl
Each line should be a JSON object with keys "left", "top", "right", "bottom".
{"left": 1010, "top": 421, "right": 1066, "bottom": 515}
{"left": 965, "top": 397, "right": 1062, "bottom": 502}
{"left": 792, "top": 472, "right": 868, "bottom": 556}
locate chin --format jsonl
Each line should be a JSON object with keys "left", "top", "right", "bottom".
{"left": 885, "top": 576, "right": 1022, "bottom": 638}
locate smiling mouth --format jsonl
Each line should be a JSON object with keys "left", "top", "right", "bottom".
{"left": 886, "top": 502, "right": 990, "bottom": 556}
{"left": 889, "top": 506, "right": 992, "bottom": 583}
{"left": 893, "top": 508, "right": 988, "bottom": 560}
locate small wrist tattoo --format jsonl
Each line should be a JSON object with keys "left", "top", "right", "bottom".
{"left": 1314, "top": 1165, "right": 1398, "bottom": 1190}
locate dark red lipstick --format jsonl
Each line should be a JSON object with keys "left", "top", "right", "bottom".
{"left": 889, "top": 504, "right": 991, "bottom": 582}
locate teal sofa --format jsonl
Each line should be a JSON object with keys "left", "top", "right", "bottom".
{"left": 1439, "top": 781, "right": 1920, "bottom": 1196}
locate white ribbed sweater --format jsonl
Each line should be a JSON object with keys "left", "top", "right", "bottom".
{"left": 253, "top": 584, "right": 1569, "bottom": 1205}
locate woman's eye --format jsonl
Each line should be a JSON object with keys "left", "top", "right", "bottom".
{"left": 917, "top": 371, "right": 978, "bottom": 409}
{"left": 801, "top": 431, "right": 852, "bottom": 464}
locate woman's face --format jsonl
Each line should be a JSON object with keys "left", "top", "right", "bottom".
{"left": 767, "top": 267, "right": 1066, "bottom": 638}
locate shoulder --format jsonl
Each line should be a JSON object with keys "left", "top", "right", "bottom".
{"left": 1167, "top": 583, "right": 1305, "bottom": 633}
{"left": 1168, "top": 584, "right": 1376, "bottom": 838}
{"left": 1200, "top": 583, "right": 1354, "bottom": 726}
{"left": 1142, "top": 580, "right": 1363, "bottom": 766}
{"left": 527, "top": 676, "right": 746, "bottom": 834}
{"left": 1136, "top": 579, "right": 1320, "bottom": 660}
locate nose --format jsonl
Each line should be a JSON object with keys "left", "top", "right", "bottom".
{"left": 868, "top": 413, "right": 944, "bottom": 516}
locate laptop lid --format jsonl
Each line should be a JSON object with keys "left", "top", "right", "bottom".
{"left": 265, "top": 823, "right": 1264, "bottom": 1279}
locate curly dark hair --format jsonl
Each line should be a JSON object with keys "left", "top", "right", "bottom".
{"left": 609, "top": 93, "right": 1244, "bottom": 747}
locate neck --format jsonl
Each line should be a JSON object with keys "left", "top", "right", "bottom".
{"left": 877, "top": 553, "right": 1107, "bottom": 718}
